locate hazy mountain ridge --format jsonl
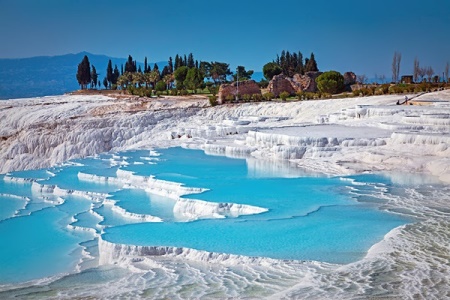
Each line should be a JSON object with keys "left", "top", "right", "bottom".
{"left": 0, "top": 52, "right": 166, "bottom": 99}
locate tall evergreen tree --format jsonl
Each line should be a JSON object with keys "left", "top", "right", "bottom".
{"left": 138, "top": 65, "right": 142, "bottom": 73}
{"left": 121, "top": 64, "right": 124, "bottom": 75}
{"left": 125, "top": 55, "right": 137, "bottom": 73}
{"left": 91, "top": 65, "right": 98, "bottom": 89}
{"left": 187, "top": 53, "right": 195, "bottom": 68}
{"left": 185, "top": 67, "right": 204, "bottom": 92}
{"left": 296, "top": 51, "right": 304, "bottom": 74}
{"left": 174, "top": 54, "right": 181, "bottom": 70}
{"left": 106, "top": 60, "right": 113, "bottom": 88}
{"left": 161, "top": 66, "right": 170, "bottom": 77}
{"left": 144, "top": 57, "right": 148, "bottom": 73}
{"left": 305, "top": 53, "right": 319, "bottom": 72}
{"left": 112, "top": 65, "right": 120, "bottom": 85}
{"left": 168, "top": 57, "right": 174, "bottom": 74}
{"left": 183, "top": 54, "right": 187, "bottom": 67}
{"left": 76, "top": 55, "right": 91, "bottom": 89}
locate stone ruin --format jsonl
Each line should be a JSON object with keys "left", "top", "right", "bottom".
{"left": 268, "top": 72, "right": 323, "bottom": 97}
{"left": 343, "top": 72, "right": 357, "bottom": 86}
{"left": 218, "top": 80, "right": 261, "bottom": 104}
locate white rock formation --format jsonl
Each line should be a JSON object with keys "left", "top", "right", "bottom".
{"left": 1, "top": 91, "right": 450, "bottom": 183}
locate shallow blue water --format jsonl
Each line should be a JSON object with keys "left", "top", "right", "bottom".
{"left": 0, "top": 147, "right": 412, "bottom": 285}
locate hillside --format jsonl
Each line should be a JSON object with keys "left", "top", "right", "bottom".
{"left": 0, "top": 52, "right": 166, "bottom": 99}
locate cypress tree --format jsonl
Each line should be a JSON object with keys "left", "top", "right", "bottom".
{"left": 125, "top": 55, "right": 136, "bottom": 73}
{"left": 144, "top": 57, "right": 148, "bottom": 73}
{"left": 168, "top": 57, "right": 173, "bottom": 74}
{"left": 305, "top": 53, "right": 319, "bottom": 72}
{"left": 91, "top": 65, "right": 98, "bottom": 89}
{"left": 76, "top": 55, "right": 91, "bottom": 89}
{"left": 112, "top": 65, "right": 120, "bottom": 85}
{"left": 174, "top": 54, "right": 180, "bottom": 70}
{"left": 187, "top": 53, "right": 195, "bottom": 68}
{"left": 296, "top": 51, "right": 304, "bottom": 74}
{"left": 106, "top": 60, "right": 113, "bottom": 88}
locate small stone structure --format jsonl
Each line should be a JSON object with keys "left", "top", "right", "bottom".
{"left": 343, "top": 72, "right": 357, "bottom": 86}
{"left": 293, "top": 71, "right": 322, "bottom": 92}
{"left": 218, "top": 80, "right": 261, "bottom": 104}
{"left": 268, "top": 72, "right": 322, "bottom": 96}
{"left": 267, "top": 74, "right": 297, "bottom": 97}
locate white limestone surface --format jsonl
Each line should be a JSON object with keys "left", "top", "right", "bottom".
{"left": 1, "top": 91, "right": 450, "bottom": 183}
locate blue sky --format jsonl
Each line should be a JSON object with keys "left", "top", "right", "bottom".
{"left": 1, "top": 0, "right": 449, "bottom": 77}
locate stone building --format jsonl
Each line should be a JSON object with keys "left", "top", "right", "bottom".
{"left": 267, "top": 72, "right": 322, "bottom": 97}
{"left": 218, "top": 80, "right": 261, "bottom": 104}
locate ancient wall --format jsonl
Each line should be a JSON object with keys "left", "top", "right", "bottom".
{"left": 218, "top": 80, "right": 261, "bottom": 104}
{"left": 268, "top": 72, "right": 322, "bottom": 96}
{"left": 344, "top": 72, "right": 357, "bottom": 86}
{"left": 267, "top": 75, "right": 296, "bottom": 97}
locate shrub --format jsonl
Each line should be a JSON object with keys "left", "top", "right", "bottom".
{"left": 208, "top": 86, "right": 218, "bottom": 96}
{"left": 156, "top": 91, "right": 162, "bottom": 97}
{"left": 225, "top": 94, "right": 234, "bottom": 102}
{"left": 155, "top": 81, "right": 166, "bottom": 92}
{"left": 320, "top": 92, "right": 332, "bottom": 99}
{"left": 170, "top": 88, "right": 178, "bottom": 96}
{"left": 242, "top": 94, "right": 251, "bottom": 101}
{"left": 209, "top": 95, "right": 218, "bottom": 106}
{"left": 352, "top": 89, "right": 362, "bottom": 97}
{"left": 296, "top": 91, "right": 304, "bottom": 100}
{"left": 279, "top": 91, "right": 290, "bottom": 101}
{"left": 111, "top": 84, "right": 117, "bottom": 90}
{"left": 263, "top": 92, "right": 274, "bottom": 101}
{"left": 316, "top": 71, "right": 345, "bottom": 94}
{"left": 252, "top": 93, "right": 262, "bottom": 101}
{"left": 303, "top": 92, "right": 316, "bottom": 100}
{"left": 179, "top": 89, "right": 188, "bottom": 96}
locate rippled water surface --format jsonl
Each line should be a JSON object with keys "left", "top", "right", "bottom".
{"left": 2, "top": 147, "right": 447, "bottom": 299}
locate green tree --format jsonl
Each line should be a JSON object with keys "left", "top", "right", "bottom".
{"left": 91, "top": 65, "right": 98, "bottom": 89}
{"left": 103, "top": 77, "right": 108, "bottom": 89}
{"left": 148, "top": 70, "right": 160, "bottom": 89}
{"left": 208, "top": 62, "right": 231, "bottom": 85}
{"left": 117, "top": 72, "right": 133, "bottom": 89}
{"left": 112, "top": 65, "right": 120, "bottom": 85}
{"left": 174, "top": 66, "right": 189, "bottom": 89}
{"left": 106, "top": 59, "right": 113, "bottom": 88}
{"left": 316, "top": 71, "right": 344, "bottom": 94}
{"left": 168, "top": 56, "right": 174, "bottom": 74}
{"left": 305, "top": 53, "right": 319, "bottom": 72}
{"left": 155, "top": 80, "right": 166, "bottom": 92}
{"left": 187, "top": 53, "right": 195, "bottom": 68}
{"left": 164, "top": 74, "right": 174, "bottom": 90}
{"left": 132, "top": 72, "right": 145, "bottom": 87}
{"left": 125, "top": 55, "right": 136, "bottom": 73}
{"left": 233, "top": 66, "right": 254, "bottom": 81}
{"left": 144, "top": 56, "right": 149, "bottom": 73}
{"left": 76, "top": 55, "right": 91, "bottom": 89}
{"left": 263, "top": 62, "right": 282, "bottom": 80}
{"left": 185, "top": 67, "right": 204, "bottom": 93}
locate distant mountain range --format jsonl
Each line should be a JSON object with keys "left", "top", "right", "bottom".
{"left": 0, "top": 52, "right": 264, "bottom": 100}
{"left": 0, "top": 52, "right": 166, "bottom": 99}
